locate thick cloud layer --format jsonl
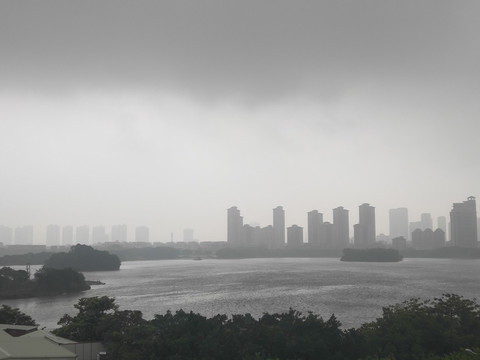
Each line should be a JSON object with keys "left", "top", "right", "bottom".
{"left": 0, "top": 1, "right": 479, "bottom": 242}
{"left": 2, "top": 1, "right": 479, "bottom": 101}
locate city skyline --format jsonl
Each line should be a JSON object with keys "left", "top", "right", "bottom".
{"left": 0, "top": 196, "right": 478, "bottom": 245}
{"left": 1, "top": 1, "right": 479, "bottom": 244}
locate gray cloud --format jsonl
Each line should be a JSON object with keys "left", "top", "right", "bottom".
{"left": 2, "top": 1, "right": 479, "bottom": 102}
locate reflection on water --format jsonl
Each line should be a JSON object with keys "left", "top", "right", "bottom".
{"left": 3, "top": 258, "right": 480, "bottom": 330}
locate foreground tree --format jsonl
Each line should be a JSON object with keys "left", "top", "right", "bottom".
{"left": 360, "top": 294, "right": 480, "bottom": 360}
{"left": 0, "top": 305, "right": 37, "bottom": 326}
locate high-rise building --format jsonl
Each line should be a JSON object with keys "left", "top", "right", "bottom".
{"left": 437, "top": 216, "right": 447, "bottom": 234}
{"left": 354, "top": 203, "right": 375, "bottom": 247}
{"left": 409, "top": 221, "right": 422, "bottom": 238}
{"left": 183, "top": 228, "right": 194, "bottom": 242}
{"left": 333, "top": 206, "right": 349, "bottom": 249}
{"left": 421, "top": 213, "right": 433, "bottom": 230}
{"left": 450, "top": 196, "right": 478, "bottom": 247}
{"left": 92, "top": 226, "right": 109, "bottom": 243}
{"left": 273, "top": 206, "right": 285, "bottom": 247}
{"left": 0, "top": 226, "right": 13, "bottom": 245}
{"left": 14, "top": 226, "right": 33, "bottom": 245}
{"left": 62, "top": 226, "right": 74, "bottom": 246}
{"left": 227, "top": 206, "right": 243, "bottom": 245}
{"left": 136, "top": 226, "right": 150, "bottom": 242}
{"left": 75, "top": 226, "right": 90, "bottom": 244}
{"left": 391, "top": 236, "right": 407, "bottom": 251}
{"left": 389, "top": 208, "right": 408, "bottom": 240}
{"left": 307, "top": 210, "right": 323, "bottom": 246}
{"left": 287, "top": 225, "right": 303, "bottom": 248}
{"left": 46, "top": 224, "right": 60, "bottom": 246}
{"left": 111, "top": 224, "right": 128, "bottom": 242}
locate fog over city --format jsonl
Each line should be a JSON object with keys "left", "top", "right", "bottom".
{"left": 1, "top": 1, "right": 479, "bottom": 243}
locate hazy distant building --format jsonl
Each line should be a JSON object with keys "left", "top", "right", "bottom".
{"left": 409, "top": 221, "right": 422, "bottom": 236}
{"left": 391, "top": 236, "right": 407, "bottom": 251}
{"left": 62, "top": 226, "right": 74, "bottom": 245}
{"left": 92, "top": 226, "right": 109, "bottom": 243}
{"left": 322, "top": 222, "right": 334, "bottom": 248}
{"left": 273, "top": 206, "right": 285, "bottom": 247}
{"left": 354, "top": 203, "right": 375, "bottom": 248}
{"left": 75, "top": 225, "right": 90, "bottom": 244}
{"left": 111, "top": 224, "right": 127, "bottom": 242}
{"left": 333, "top": 206, "right": 349, "bottom": 249}
{"left": 287, "top": 225, "right": 303, "bottom": 248}
{"left": 421, "top": 213, "right": 433, "bottom": 230}
{"left": 411, "top": 228, "right": 445, "bottom": 250}
{"left": 136, "top": 226, "right": 150, "bottom": 243}
{"left": 478, "top": 217, "right": 480, "bottom": 243}
{"left": 434, "top": 228, "right": 446, "bottom": 248}
{"left": 307, "top": 210, "right": 323, "bottom": 246}
{"left": 437, "top": 216, "right": 447, "bottom": 237}
{"left": 450, "top": 196, "right": 478, "bottom": 247}
{"left": 0, "top": 226, "right": 13, "bottom": 245}
{"left": 389, "top": 208, "right": 408, "bottom": 240}
{"left": 14, "top": 226, "right": 33, "bottom": 245}
{"left": 46, "top": 224, "right": 61, "bottom": 246}
{"left": 183, "top": 228, "right": 194, "bottom": 242}
{"left": 227, "top": 206, "right": 243, "bottom": 245}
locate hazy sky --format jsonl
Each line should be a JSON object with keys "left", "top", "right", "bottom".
{"left": 1, "top": 1, "right": 479, "bottom": 243}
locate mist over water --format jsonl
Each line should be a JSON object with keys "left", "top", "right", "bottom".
{"left": 5, "top": 258, "right": 480, "bottom": 330}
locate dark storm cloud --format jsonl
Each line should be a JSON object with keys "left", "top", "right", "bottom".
{"left": 1, "top": 0, "right": 478, "bottom": 102}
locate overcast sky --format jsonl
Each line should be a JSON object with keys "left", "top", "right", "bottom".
{"left": 1, "top": 1, "right": 479, "bottom": 243}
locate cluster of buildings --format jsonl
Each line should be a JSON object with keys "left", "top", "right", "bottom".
{"left": 228, "top": 197, "right": 479, "bottom": 250}
{"left": 0, "top": 224, "right": 151, "bottom": 246}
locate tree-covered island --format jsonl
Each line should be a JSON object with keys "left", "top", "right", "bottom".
{"left": 341, "top": 248, "right": 403, "bottom": 262}
{"left": 0, "top": 266, "right": 90, "bottom": 299}
{"left": 45, "top": 244, "right": 121, "bottom": 271}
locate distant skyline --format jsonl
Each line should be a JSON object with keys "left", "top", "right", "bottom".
{"left": 1, "top": 1, "right": 479, "bottom": 243}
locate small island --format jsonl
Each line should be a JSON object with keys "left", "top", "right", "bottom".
{"left": 45, "top": 244, "right": 121, "bottom": 271}
{"left": 340, "top": 248, "right": 403, "bottom": 262}
{"left": 0, "top": 266, "right": 90, "bottom": 299}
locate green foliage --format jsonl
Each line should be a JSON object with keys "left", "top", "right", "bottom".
{"left": 0, "top": 266, "right": 89, "bottom": 299}
{"left": 34, "top": 267, "right": 90, "bottom": 294}
{"left": 53, "top": 294, "right": 480, "bottom": 360}
{"left": 54, "top": 296, "right": 120, "bottom": 342}
{"left": 45, "top": 244, "right": 121, "bottom": 271}
{"left": 360, "top": 294, "right": 480, "bottom": 360}
{"left": 0, "top": 252, "right": 54, "bottom": 266}
{"left": 0, "top": 304, "right": 37, "bottom": 325}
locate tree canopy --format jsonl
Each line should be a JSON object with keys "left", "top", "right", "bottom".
{"left": 44, "top": 244, "right": 121, "bottom": 271}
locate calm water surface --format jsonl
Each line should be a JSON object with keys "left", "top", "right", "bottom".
{"left": 4, "top": 258, "right": 480, "bottom": 330}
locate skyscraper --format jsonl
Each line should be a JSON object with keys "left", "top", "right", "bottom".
{"left": 75, "top": 226, "right": 90, "bottom": 244}
{"left": 136, "top": 226, "right": 150, "bottom": 242}
{"left": 354, "top": 203, "right": 375, "bottom": 248}
{"left": 14, "top": 226, "right": 33, "bottom": 245}
{"left": 111, "top": 224, "right": 128, "bottom": 242}
{"left": 421, "top": 213, "right": 433, "bottom": 230}
{"left": 183, "top": 228, "right": 193, "bottom": 242}
{"left": 62, "top": 226, "right": 74, "bottom": 245}
{"left": 389, "top": 208, "right": 408, "bottom": 240}
{"left": 227, "top": 206, "right": 243, "bottom": 245}
{"left": 450, "top": 196, "right": 478, "bottom": 247}
{"left": 333, "top": 206, "right": 349, "bottom": 249}
{"left": 287, "top": 225, "right": 303, "bottom": 248}
{"left": 92, "top": 226, "right": 109, "bottom": 243}
{"left": 46, "top": 224, "right": 61, "bottom": 246}
{"left": 273, "top": 206, "right": 285, "bottom": 247}
{"left": 307, "top": 210, "right": 323, "bottom": 246}
{"left": 0, "top": 226, "right": 13, "bottom": 245}
{"left": 437, "top": 216, "right": 447, "bottom": 234}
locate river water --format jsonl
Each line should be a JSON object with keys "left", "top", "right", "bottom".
{"left": 3, "top": 258, "right": 480, "bottom": 330}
